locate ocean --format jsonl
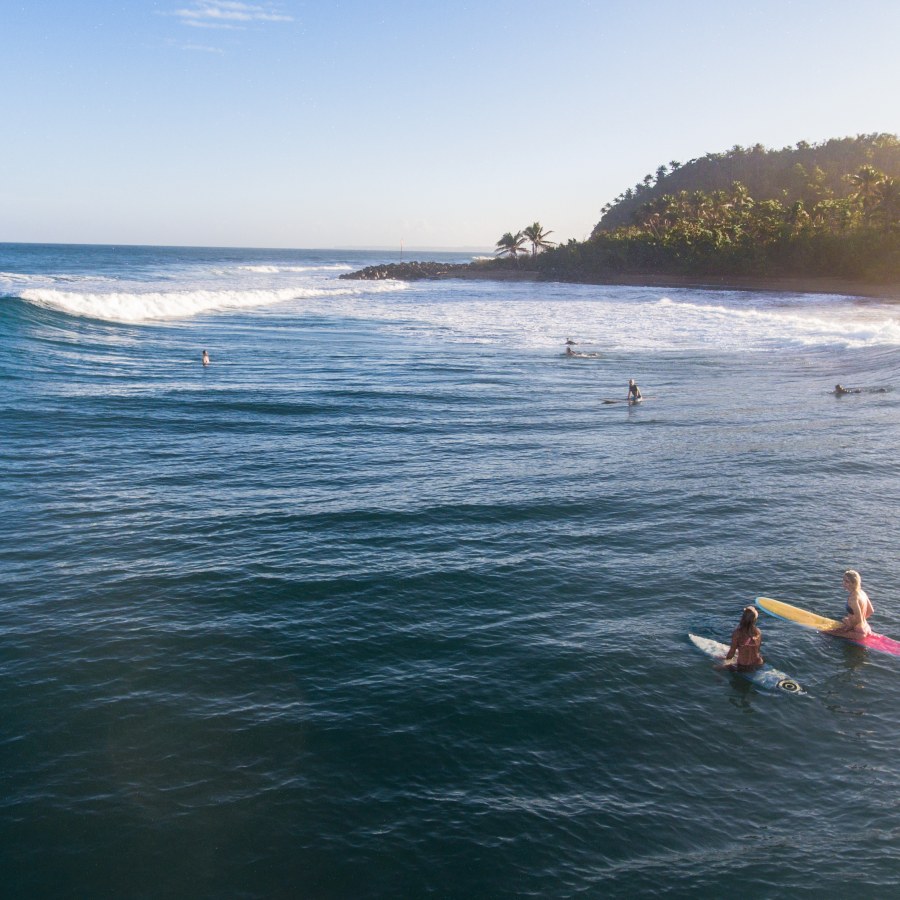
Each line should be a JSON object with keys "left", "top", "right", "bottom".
{"left": 2, "top": 243, "right": 899, "bottom": 898}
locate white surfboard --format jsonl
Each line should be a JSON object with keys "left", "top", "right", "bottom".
{"left": 688, "top": 633, "right": 804, "bottom": 694}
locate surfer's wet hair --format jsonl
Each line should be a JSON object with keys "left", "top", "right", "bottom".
{"left": 843, "top": 569, "right": 861, "bottom": 588}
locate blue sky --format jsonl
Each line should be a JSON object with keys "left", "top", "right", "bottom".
{"left": 2, "top": 0, "right": 898, "bottom": 249}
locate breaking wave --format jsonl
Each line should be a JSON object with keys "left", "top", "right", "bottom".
{"left": 18, "top": 281, "right": 405, "bottom": 323}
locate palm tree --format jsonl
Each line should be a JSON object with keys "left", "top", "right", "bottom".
{"left": 495, "top": 231, "right": 528, "bottom": 260}
{"left": 873, "top": 177, "right": 900, "bottom": 228}
{"left": 848, "top": 165, "right": 884, "bottom": 223}
{"left": 730, "top": 181, "right": 754, "bottom": 215}
{"left": 522, "top": 222, "right": 555, "bottom": 257}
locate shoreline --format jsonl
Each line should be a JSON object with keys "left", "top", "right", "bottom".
{"left": 340, "top": 262, "right": 900, "bottom": 301}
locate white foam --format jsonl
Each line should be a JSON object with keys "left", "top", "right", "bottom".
{"left": 19, "top": 283, "right": 403, "bottom": 323}
{"left": 298, "top": 284, "right": 900, "bottom": 352}
{"left": 1, "top": 271, "right": 116, "bottom": 286}
{"left": 237, "top": 264, "right": 352, "bottom": 273}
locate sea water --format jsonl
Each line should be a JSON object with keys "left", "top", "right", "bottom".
{"left": 2, "top": 243, "right": 899, "bottom": 898}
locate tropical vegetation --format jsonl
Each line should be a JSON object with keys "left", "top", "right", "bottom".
{"left": 497, "top": 135, "right": 900, "bottom": 282}
{"left": 496, "top": 222, "right": 554, "bottom": 259}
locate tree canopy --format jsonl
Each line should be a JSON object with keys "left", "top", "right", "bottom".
{"left": 525, "top": 135, "right": 900, "bottom": 282}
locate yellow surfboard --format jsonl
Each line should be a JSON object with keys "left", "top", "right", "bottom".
{"left": 756, "top": 596, "right": 900, "bottom": 655}
{"left": 756, "top": 596, "right": 841, "bottom": 631}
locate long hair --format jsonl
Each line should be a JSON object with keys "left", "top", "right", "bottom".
{"left": 738, "top": 606, "right": 760, "bottom": 639}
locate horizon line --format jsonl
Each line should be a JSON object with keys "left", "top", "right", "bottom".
{"left": 0, "top": 240, "right": 494, "bottom": 254}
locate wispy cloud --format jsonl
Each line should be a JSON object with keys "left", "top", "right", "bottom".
{"left": 173, "top": 1, "right": 293, "bottom": 30}
{"left": 169, "top": 41, "right": 226, "bottom": 53}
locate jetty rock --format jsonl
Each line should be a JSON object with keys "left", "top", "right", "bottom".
{"left": 339, "top": 261, "right": 476, "bottom": 281}
{"left": 339, "top": 260, "right": 540, "bottom": 282}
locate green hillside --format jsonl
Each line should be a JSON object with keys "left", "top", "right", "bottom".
{"left": 528, "top": 134, "right": 900, "bottom": 282}
{"left": 593, "top": 134, "right": 900, "bottom": 234}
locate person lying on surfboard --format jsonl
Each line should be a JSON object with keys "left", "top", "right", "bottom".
{"left": 723, "top": 606, "right": 765, "bottom": 671}
{"left": 833, "top": 384, "right": 859, "bottom": 395}
{"left": 832, "top": 569, "right": 873, "bottom": 637}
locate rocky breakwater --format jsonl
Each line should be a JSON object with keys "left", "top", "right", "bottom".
{"left": 340, "top": 261, "right": 477, "bottom": 281}
{"left": 340, "top": 259, "right": 541, "bottom": 282}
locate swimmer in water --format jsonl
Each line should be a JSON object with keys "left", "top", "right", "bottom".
{"left": 832, "top": 569, "right": 873, "bottom": 637}
{"left": 202, "top": 350, "right": 210, "bottom": 366}
{"left": 627, "top": 379, "right": 642, "bottom": 402}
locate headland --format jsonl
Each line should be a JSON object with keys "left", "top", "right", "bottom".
{"left": 339, "top": 261, "right": 900, "bottom": 301}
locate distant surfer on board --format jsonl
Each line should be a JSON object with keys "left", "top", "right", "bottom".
{"left": 832, "top": 569, "right": 873, "bottom": 637}
{"left": 723, "top": 606, "right": 765, "bottom": 671}
{"left": 627, "top": 379, "right": 642, "bottom": 402}
{"left": 833, "top": 384, "right": 859, "bottom": 395}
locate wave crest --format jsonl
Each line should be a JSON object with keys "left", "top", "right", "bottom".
{"left": 18, "top": 283, "right": 402, "bottom": 323}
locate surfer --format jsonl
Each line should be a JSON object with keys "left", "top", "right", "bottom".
{"left": 566, "top": 345, "right": 575, "bottom": 356}
{"left": 202, "top": 350, "right": 210, "bottom": 367}
{"left": 723, "top": 606, "right": 764, "bottom": 671}
{"left": 627, "top": 379, "right": 642, "bottom": 402}
{"left": 833, "top": 569, "right": 873, "bottom": 637}
{"left": 833, "top": 384, "right": 859, "bottom": 395}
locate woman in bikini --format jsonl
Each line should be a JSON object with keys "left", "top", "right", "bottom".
{"left": 834, "top": 569, "right": 873, "bottom": 637}
{"left": 724, "top": 606, "right": 764, "bottom": 670}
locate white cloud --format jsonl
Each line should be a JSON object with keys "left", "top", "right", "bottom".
{"left": 174, "top": 42, "right": 226, "bottom": 53}
{"left": 174, "top": 1, "right": 293, "bottom": 29}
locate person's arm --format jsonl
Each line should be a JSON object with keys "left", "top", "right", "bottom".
{"left": 724, "top": 632, "right": 739, "bottom": 662}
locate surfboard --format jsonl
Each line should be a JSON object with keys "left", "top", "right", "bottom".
{"left": 688, "top": 633, "right": 804, "bottom": 693}
{"left": 756, "top": 596, "right": 900, "bottom": 656}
